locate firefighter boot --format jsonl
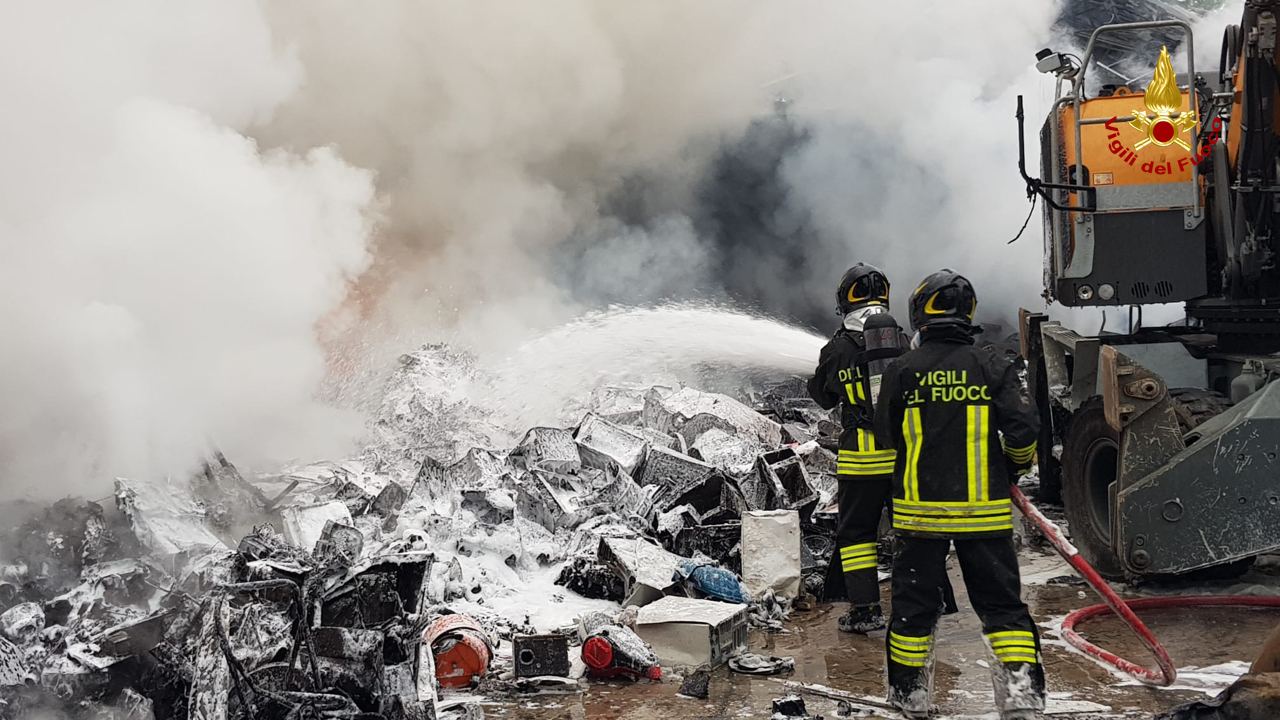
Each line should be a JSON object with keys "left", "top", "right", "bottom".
{"left": 887, "top": 674, "right": 932, "bottom": 720}
{"left": 990, "top": 656, "right": 1046, "bottom": 720}
{"left": 838, "top": 604, "right": 886, "bottom": 634}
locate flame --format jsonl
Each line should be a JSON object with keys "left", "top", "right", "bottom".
{"left": 1143, "top": 45, "right": 1182, "bottom": 116}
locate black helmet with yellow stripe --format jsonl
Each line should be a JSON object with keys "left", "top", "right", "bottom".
{"left": 908, "top": 269, "right": 977, "bottom": 332}
{"left": 836, "top": 263, "right": 890, "bottom": 315}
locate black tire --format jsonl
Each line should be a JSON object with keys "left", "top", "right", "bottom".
{"left": 1169, "top": 387, "right": 1234, "bottom": 438}
{"left": 1061, "top": 399, "right": 1126, "bottom": 579}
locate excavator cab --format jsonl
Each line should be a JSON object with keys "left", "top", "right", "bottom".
{"left": 1016, "top": 12, "right": 1280, "bottom": 581}
{"left": 1026, "top": 21, "right": 1210, "bottom": 308}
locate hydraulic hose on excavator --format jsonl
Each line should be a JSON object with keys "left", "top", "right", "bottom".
{"left": 1010, "top": 487, "right": 1280, "bottom": 686}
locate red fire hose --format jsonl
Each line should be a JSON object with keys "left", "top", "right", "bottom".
{"left": 1010, "top": 486, "right": 1280, "bottom": 687}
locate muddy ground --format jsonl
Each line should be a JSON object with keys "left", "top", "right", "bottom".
{"left": 477, "top": 549, "right": 1280, "bottom": 719}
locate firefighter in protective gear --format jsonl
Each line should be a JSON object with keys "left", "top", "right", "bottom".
{"left": 807, "top": 264, "right": 956, "bottom": 634}
{"left": 873, "top": 270, "right": 1045, "bottom": 720}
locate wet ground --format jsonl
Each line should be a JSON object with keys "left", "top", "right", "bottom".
{"left": 478, "top": 549, "right": 1280, "bottom": 719}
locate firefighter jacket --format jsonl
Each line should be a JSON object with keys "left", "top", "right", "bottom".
{"left": 807, "top": 329, "right": 894, "bottom": 478}
{"left": 872, "top": 328, "right": 1039, "bottom": 538}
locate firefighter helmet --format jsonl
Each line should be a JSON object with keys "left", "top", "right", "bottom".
{"left": 836, "top": 263, "right": 890, "bottom": 315}
{"left": 908, "top": 269, "right": 977, "bottom": 331}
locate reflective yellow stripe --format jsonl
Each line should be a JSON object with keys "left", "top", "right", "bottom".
{"left": 965, "top": 405, "right": 990, "bottom": 502}
{"left": 837, "top": 462, "right": 896, "bottom": 469}
{"left": 856, "top": 379, "right": 866, "bottom": 402}
{"left": 993, "top": 643, "right": 1038, "bottom": 653}
{"left": 889, "top": 632, "right": 932, "bottom": 649}
{"left": 834, "top": 458, "right": 896, "bottom": 471}
{"left": 902, "top": 408, "right": 922, "bottom": 502}
{"left": 841, "top": 554, "right": 877, "bottom": 562}
{"left": 894, "top": 503, "right": 1012, "bottom": 525}
{"left": 895, "top": 498, "right": 1011, "bottom": 512}
{"left": 894, "top": 507, "right": 1012, "bottom": 520}
{"left": 841, "top": 542, "right": 876, "bottom": 571}
{"left": 837, "top": 462, "right": 895, "bottom": 476}
{"left": 1003, "top": 440, "right": 1037, "bottom": 463}
{"left": 894, "top": 517, "right": 1014, "bottom": 533}
{"left": 837, "top": 457, "right": 896, "bottom": 465}
{"left": 844, "top": 383, "right": 857, "bottom": 405}
{"left": 838, "top": 449, "right": 895, "bottom": 461}
{"left": 986, "top": 630, "right": 1035, "bottom": 641}
{"left": 888, "top": 632, "right": 933, "bottom": 667}
{"left": 894, "top": 513, "right": 1012, "bottom": 525}
{"left": 986, "top": 629, "right": 1038, "bottom": 663}
{"left": 967, "top": 406, "right": 978, "bottom": 502}
{"left": 890, "top": 640, "right": 931, "bottom": 653}
{"left": 979, "top": 407, "right": 989, "bottom": 500}
{"left": 889, "top": 652, "right": 927, "bottom": 667}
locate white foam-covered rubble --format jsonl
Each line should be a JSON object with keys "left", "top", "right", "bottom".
{"left": 114, "top": 475, "right": 226, "bottom": 556}
{"left": 690, "top": 428, "right": 763, "bottom": 476}
{"left": 365, "top": 345, "right": 508, "bottom": 481}
{"left": 643, "top": 387, "right": 783, "bottom": 448}
{"left": 0, "top": 341, "right": 845, "bottom": 718}
{"left": 575, "top": 413, "right": 650, "bottom": 475}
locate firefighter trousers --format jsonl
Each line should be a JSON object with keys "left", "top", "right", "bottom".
{"left": 831, "top": 477, "right": 959, "bottom": 612}
{"left": 885, "top": 535, "right": 1045, "bottom": 713}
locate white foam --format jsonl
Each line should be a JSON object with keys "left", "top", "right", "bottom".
{"left": 474, "top": 303, "right": 827, "bottom": 431}
{"left": 1117, "top": 660, "right": 1252, "bottom": 696}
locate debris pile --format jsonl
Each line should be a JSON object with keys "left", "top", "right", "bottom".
{"left": 0, "top": 345, "right": 840, "bottom": 717}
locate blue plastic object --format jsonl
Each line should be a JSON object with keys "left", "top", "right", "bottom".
{"left": 674, "top": 559, "right": 749, "bottom": 604}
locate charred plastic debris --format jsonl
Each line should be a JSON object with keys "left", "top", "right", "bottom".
{"left": 0, "top": 350, "right": 875, "bottom": 719}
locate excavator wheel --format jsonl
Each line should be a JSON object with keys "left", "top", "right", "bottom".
{"left": 1061, "top": 399, "right": 1125, "bottom": 579}
{"left": 1061, "top": 389, "right": 1246, "bottom": 581}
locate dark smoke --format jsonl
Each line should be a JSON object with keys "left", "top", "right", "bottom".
{"left": 690, "top": 114, "right": 827, "bottom": 328}
{"left": 556, "top": 109, "right": 951, "bottom": 333}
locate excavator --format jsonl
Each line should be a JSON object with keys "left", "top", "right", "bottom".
{"left": 1018, "top": 2, "right": 1280, "bottom": 579}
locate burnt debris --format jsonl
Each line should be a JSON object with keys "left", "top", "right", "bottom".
{"left": 0, "top": 347, "right": 850, "bottom": 718}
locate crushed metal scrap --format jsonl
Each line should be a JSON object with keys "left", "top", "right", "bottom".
{"left": 0, "top": 346, "right": 852, "bottom": 719}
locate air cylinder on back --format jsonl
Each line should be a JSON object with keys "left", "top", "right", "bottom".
{"left": 862, "top": 311, "right": 905, "bottom": 407}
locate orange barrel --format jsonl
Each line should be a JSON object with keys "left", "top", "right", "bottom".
{"left": 424, "top": 614, "right": 493, "bottom": 689}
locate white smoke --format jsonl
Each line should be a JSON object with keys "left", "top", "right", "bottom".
{"left": 251, "top": 1, "right": 1068, "bottom": 350}
{"left": 777, "top": 0, "right": 1062, "bottom": 328}
{"left": 1194, "top": 1, "right": 1246, "bottom": 71}
{"left": 0, "top": 1, "right": 378, "bottom": 497}
{"left": 11, "top": 0, "right": 1175, "bottom": 497}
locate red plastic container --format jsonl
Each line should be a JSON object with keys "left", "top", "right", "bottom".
{"left": 581, "top": 633, "right": 662, "bottom": 680}
{"left": 424, "top": 614, "right": 493, "bottom": 689}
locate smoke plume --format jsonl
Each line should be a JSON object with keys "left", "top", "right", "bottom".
{"left": 16, "top": 1, "right": 1248, "bottom": 496}
{"left": 0, "top": 1, "right": 377, "bottom": 496}
{"left": 256, "top": 0, "right": 1065, "bottom": 350}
